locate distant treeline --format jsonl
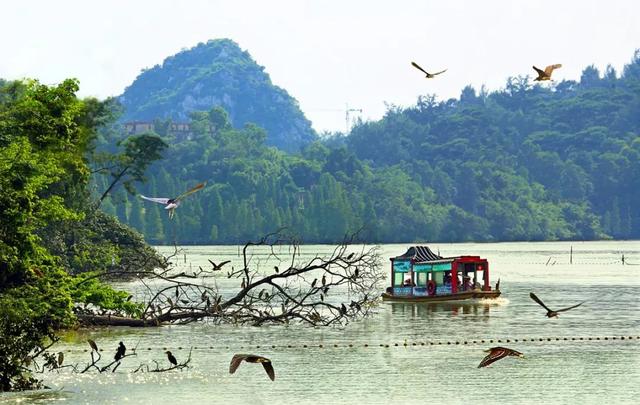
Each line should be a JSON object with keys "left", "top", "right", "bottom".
{"left": 97, "top": 51, "right": 640, "bottom": 244}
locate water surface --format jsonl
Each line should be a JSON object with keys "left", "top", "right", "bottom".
{"left": 3, "top": 241, "right": 639, "bottom": 404}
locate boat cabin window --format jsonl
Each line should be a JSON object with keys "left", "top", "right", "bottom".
{"left": 416, "top": 272, "right": 428, "bottom": 286}
{"left": 393, "top": 272, "right": 406, "bottom": 287}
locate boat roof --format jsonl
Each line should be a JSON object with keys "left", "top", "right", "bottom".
{"left": 391, "top": 246, "right": 485, "bottom": 265}
{"left": 392, "top": 246, "right": 443, "bottom": 262}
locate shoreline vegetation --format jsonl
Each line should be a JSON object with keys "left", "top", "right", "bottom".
{"left": 0, "top": 79, "right": 165, "bottom": 391}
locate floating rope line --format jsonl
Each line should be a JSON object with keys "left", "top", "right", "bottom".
{"left": 63, "top": 335, "right": 640, "bottom": 353}
{"left": 495, "top": 261, "right": 630, "bottom": 266}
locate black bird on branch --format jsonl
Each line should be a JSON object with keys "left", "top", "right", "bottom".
{"left": 166, "top": 351, "right": 178, "bottom": 366}
{"left": 478, "top": 347, "right": 524, "bottom": 368}
{"left": 229, "top": 354, "right": 275, "bottom": 381}
{"left": 529, "top": 292, "right": 584, "bottom": 318}
{"left": 114, "top": 342, "right": 126, "bottom": 361}
{"left": 87, "top": 339, "right": 99, "bottom": 353}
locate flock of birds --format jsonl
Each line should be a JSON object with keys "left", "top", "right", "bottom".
{"left": 78, "top": 339, "right": 275, "bottom": 380}
{"left": 137, "top": 185, "right": 585, "bottom": 372}
{"left": 411, "top": 61, "right": 562, "bottom": 81}
{"left": 78, "top": 291, "right": 582, "bottom": 376}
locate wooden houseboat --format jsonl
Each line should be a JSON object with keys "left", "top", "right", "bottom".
{"left": 382, "top": 246, "right": 500, "bottom": 302}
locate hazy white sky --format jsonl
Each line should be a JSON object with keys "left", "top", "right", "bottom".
{"left": 1, "top": 0, "right": 638, "bottom": 133}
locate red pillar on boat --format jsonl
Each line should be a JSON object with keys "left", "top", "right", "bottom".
{"left": 451, "top": 261, "right": 458, "bottom": 294}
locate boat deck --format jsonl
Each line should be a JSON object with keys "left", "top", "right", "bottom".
{"left": 381, "top": 289, "right": 501, "bottom": 303}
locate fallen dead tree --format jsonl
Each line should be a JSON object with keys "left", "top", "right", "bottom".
{"left": 77, "top": 230, "right": 384, "bottom": 327}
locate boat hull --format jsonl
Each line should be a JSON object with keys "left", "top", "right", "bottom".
{"left": 381, "top": 289, "right": 501, "bottom": 303}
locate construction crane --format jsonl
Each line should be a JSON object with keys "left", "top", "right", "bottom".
{"left": 345, "top": 104, "right": 363, "bottom": 134}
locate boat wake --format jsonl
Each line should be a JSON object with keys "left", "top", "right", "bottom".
{"left": 477, "top": 297, "right": 510, "bottom": 306}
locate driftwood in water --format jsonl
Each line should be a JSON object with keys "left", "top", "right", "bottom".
{"left": 78, "top": 230, "right": 384, "bottom": 327}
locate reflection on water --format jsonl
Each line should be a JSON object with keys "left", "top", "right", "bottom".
{"left": 390, "top": 301, "right": 492, "bottom": 318}
{"left": 3, "top": 240, "right": 640, "bottom": 405}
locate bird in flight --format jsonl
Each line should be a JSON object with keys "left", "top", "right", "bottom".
{"left": 114, "top": 341, "right": 126, "bottom": 361}
{"left": 140, "top": 182, "right": 206, "bottom": 219}
{"left": 208, "top": 259, "right": 231, "bottom": 271}
{"left": 478, "top": 347, "right": 524, "bottom": 368}
{"left": 229, "top": 354, "right": 275, "bottom": 381}
{"left": 411, "top": 61, "right": 447, "bottom": 78}
{"left": 532, "top": 64, "right": 562, "bottom": 81}
{"left": 166, "top": 351, "right": 178, "bottom": 366}
{"left": 529, "top": 292, "right": 584, "bottom": 318}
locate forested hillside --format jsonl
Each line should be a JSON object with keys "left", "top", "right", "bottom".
{"left": 119, "top": 39, "right": 316, "bottom": 152}
{"left": 347, "top": 54, "right": 640, "bottom": 241}
{"left": 99, "top": 51, "right": 640, "bottom": 244}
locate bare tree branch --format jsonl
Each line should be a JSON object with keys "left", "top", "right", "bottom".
{"left": 77, "top": 230, "right": 384, "bottom": 327}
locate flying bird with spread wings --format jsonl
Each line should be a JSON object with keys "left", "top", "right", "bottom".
{"left": 140, "top": 182, "right": 206, "bottom": 219}
{"left": 529, "top": 292, "right": 584, "bottom": 318}
{"left": 533, "top": 64, "right": 562, "bottom": 81}
{"left": 411, "top": 61, "right": 447, "bottom": 78}
{"left": 478, "top": 347, "right": 524, "bottom": 368}
{"left": 229, "top": 354, "right": 275, "bottom": 381}
{"left": 208, "top": 259, "right": 231, "bottom": 271}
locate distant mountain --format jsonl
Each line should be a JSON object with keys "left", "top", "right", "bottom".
{"left": 118, "top": 39, "right": 316, "bottom": 152}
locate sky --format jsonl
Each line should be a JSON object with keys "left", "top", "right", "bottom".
{"left": 1, "top": 0, "right": 639, "bottom": 133}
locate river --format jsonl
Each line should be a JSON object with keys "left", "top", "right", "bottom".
{"left": 3, "top": 240, "right": 639, "bottom": 404}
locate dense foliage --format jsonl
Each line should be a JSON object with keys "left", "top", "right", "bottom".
{"left": 104, "top": 51, "right": 640, "bottom": 244}
{"left": 119, "top": 39, "right": 317, "bottom": 152}
{"left": 0, "top": 79, "right": 157, "bottom": 391}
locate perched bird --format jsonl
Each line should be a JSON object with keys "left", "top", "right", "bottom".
{"left": 208, "top": 259, "right": 231, "bottom": 271}
{"left": 529, "top": 292, "right": 584, "bottom": 318}
{"left": 57, "top": 352, "right": 64, "bottom": 367}
{"left": 274, "top": 265, "right": 279, "bottom": 273}
{"left": 411, "top": 61, "right": 447, "bottom": 78}
{"left": 140, "top": 182, "right": 206, "bottom": 219}
{"left": 532, "top": 64, "right": 562, "bottom": 81}
{"left": 340, "top": 303, "right": 348, "bottom": 315}
{"left": 229, "top": 354, "right": 275, "bottom": 381}
{"left": 166, "top": 351, "right": 178, "bottom": 366}
{"left": 114, "top": 341, "right": 126, "bottom": 361}
{"left": 478, "top": 347, "right": 524, "bottom": 368}
{"left": 322, "top": 275, "right": 326, "bottom": 287}
{"left": 87, "top": 339, "right": 99, "bottom": 352}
